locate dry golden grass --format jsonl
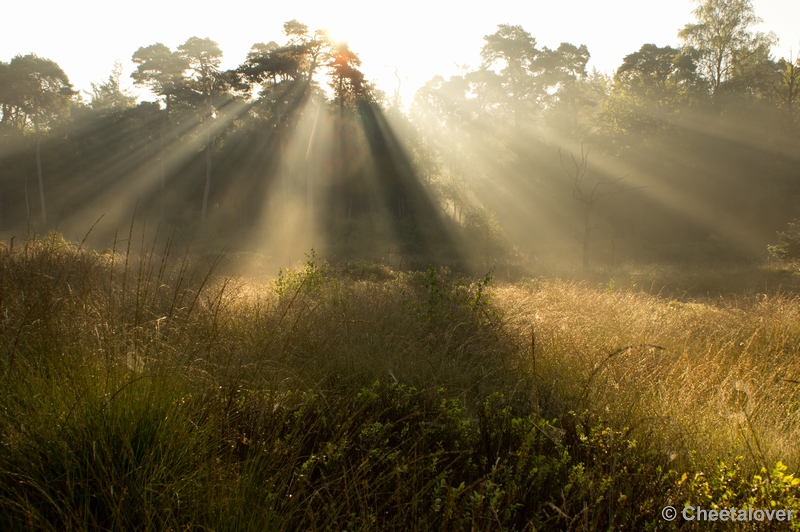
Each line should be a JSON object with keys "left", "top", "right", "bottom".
{"left": 3, "top": 232, "right": 800, "bottom": 529}
{"left": 495, "top": 279, "right": 800, "bottom": 473}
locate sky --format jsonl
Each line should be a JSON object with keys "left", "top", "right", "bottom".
{"left": 3, "top": 0, "right": 799, "bottom": 106}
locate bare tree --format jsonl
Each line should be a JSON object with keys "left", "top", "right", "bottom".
{"left": 559, "top": 145, "right": 642, "bottom": 268}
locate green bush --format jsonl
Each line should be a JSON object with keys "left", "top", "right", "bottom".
{"left": 769, "top": 219, "right": 800, "bottom": 267}
{"left": 677, "top": 458, "right": 800, "bottom": 530}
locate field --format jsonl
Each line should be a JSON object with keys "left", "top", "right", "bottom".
{"left": 2, "top": 233, "right": 800, "bottom": 530}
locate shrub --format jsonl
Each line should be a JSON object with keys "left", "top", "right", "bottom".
{"left": 769, "top": 219, "right": 800, "bottom": 267}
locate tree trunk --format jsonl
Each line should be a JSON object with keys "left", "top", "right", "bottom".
{"left": 160, "top": 104, "right": 166, "bottom": 190}
{"left": 306, "top": 149, "right": 313, "bottom": 227}
{"left": 512, "top": 69, "right": 519, "bottom": 132}
{"left": 24, "top": 175, "right": 30, "bottom": 219}
{"left": 338, "top": 92, "right": 346, "bottom": 221}
{"left": 201, "top": 94, "right": 212, "bottom": 221}
{"left": 34, "top": 113, "right": 46, "bottom": 224}
{"left": 582, "top": 209, "right": 591, "bottom": 268}
{"left": 610, "top": 233, "right": 616, "bottom": 267}
{"left": 306, "top": 104, "right": 320, "bottom": 229}
{"left": 159, "top": 96, "right": 171, "bottom": 219}
{"left": 278, "top": 105, "right": 286, "bottom": 214}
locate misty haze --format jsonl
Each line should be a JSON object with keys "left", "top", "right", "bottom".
{"left": 2, "top": 0, "right": 800, "bottom": 529}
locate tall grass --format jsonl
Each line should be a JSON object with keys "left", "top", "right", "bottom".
{"left": 496, "top": 280, "right": 800, "bottom": 472}
{"left": 2, "top": 232, "right": 800, "bottom": 530}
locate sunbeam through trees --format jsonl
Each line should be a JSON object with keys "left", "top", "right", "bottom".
{"left": 4, "top": 2, "right": 800, "bottom": 528}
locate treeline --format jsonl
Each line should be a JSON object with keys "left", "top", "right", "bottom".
{"left": 1, "top": 0, "right": 799, "bottom": 268}
{"left": 410, "top": 0, "right": 800, "bottom": 266}
{"left": 411, "top": 0, "right": 800, "bottom": 262}
{"left": 0, "top": 20, "right": 452, "bottom": 264}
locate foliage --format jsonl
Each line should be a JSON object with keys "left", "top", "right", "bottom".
{"left": 88, "top": 62, "right": 136, "bottom": 113}
{"left": 678, "top": 458, "right": 800, "bottom": 529}
{"left": 414, "top": 264, "right": 496, "bottom": 326}
{"left": 273, "top": 247, "right": 334, "bottom": 298}
{"left": 679, "top": 0, "right": 776, "bottom": 95}
{"left": 769, "top": 220, "right": 800, "bottom": 267}
{"left": 4, "top": 53, "right": 74, "bottom": 131}
{"left": 602, "top": 44, "right": 701, "bottom": 136}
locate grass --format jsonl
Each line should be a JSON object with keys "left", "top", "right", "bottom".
{"left": 496, "top": 279, "right": 800, "bottom": 467}
{"left": 2, "top": 232, "right": 800, "bottom": 530}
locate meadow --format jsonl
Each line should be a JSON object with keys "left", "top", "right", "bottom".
{"left": 2, "top": 232, "right": 800, "bottom": 530}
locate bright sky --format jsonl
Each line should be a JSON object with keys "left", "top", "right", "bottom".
{"left": 3, "top": 0, "right": 799, "bottom": 106}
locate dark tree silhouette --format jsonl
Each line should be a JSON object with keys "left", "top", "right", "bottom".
{"left": 131, "top": 43, "right": 187, "bottom": 193}
{"left": 7, "top": 54, "right": 73, "bottom": 224}
{"left": 178, "top": 37, "right": 225, "bottom": 220}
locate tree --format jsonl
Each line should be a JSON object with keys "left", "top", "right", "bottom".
{"left": 241, "top": 21, "right": 329, "bottom": 111}
{"left": 538, "top": 42, "right": 593, "bottom": 138}
{"left": 0, "top": 60, "right": 10, "bottom": 228}
{"left": 560, "top": 145, "right": 640, "bottom": 268}
{"left": 178, "top": 37, "right": 225, "bottom": 221}
{"left": 7, "top": 54, "right": 74, "bottom": 224}
{"left": 88, "top": 62, "right": 136, "bottom": 114}
{"left": 601, "top": 44, "right": 700, "bottom": 137}
{"left": 131, "top": 43, "right": 187, "bottom": 107}
{"left": 410, "top": 68, "right": 513, "bottom": 226}
{"left": 328, "top": 42, "right": 368, "bottom": 218}
{"left": 131, "top": 43, "right": 187, "bottom": 192}
{"left": 242, "top": 41, "right": 300, "bottom": 97}
{"left": 772, "top": 53, "right": 800, "bottom": 128}
{"left": 679, "top": 0, "right": 776, "bottom": 97}
{"left": 480, "top": 24, "right": 540, "bottom": 130}
{"left": 328, "top": 42, "right": 368, "bottom": 109}
{"left": 0, "top": 61, "right": 11, "bottom": 126}
{"left": 282, "top": 20, "right": 329, "bottom": 85}
{"left": 616, "top": 44, "right": 698, "bottom": 97}
{"left": 240, "top": 23, "right": 331, "bottom": 218}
